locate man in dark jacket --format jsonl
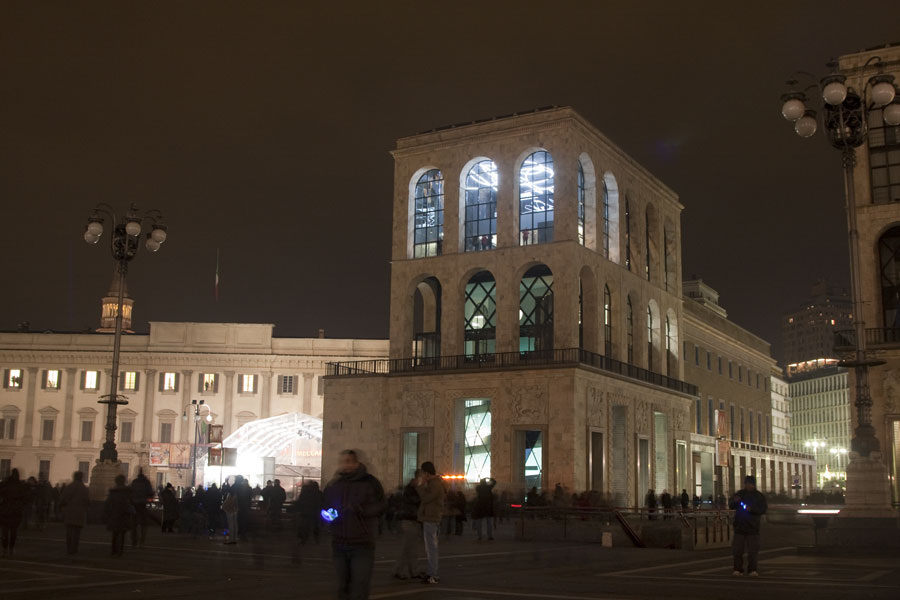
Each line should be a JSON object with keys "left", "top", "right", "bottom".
{"left": 472, "top": 477, "right": 496, "bottom": 541}
{"left": 392, "top": 474, "right": 422, "bottom": 579}
{"left": 729, "top": 475, "right": 768, "bottom": 576}
{"left": 323, "top": 449, "right": 386, "bottom": 600}
{"left": 130, "top": 469, "right": 154, "bottom": 548}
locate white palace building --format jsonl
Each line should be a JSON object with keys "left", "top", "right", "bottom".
{"left": 0, "top": 289, "right": 387, "bottom": 490}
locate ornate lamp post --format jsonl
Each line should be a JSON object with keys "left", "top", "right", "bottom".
{"left": 84, "top": 203, "right": 167, "bottom": 498}
{"left": 183, "top": 399, "right": 212, "bottom": 489}
{"left": 780, "top": 57, "right": 899, "bottom": 519}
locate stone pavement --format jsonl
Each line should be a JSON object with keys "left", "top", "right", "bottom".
{"left": 1, "top": 518, "right": 898, "bottom": 599}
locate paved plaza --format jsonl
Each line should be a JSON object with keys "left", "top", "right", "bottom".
{"left": 1, "top": 518, "right": 898, "bottom": 600}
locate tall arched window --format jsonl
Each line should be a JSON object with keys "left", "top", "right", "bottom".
{"left": 602, "top": 173, "right": 620, "bottom": 263}
{"left": 465, "top": 271, "right": 496, "bottom": 359}
{"left": 645, "top": 209, "right": 651, "bottom": 281}
{"left": 520, "top": 265, "right": 554, "bottom": 352}
{"left": 413, "top": 169, "right": 444, "bottom": 258}
{"left": 519, "top": 151, "right": 554, "bottom": 245}
{"left": 604, "top": 285, "right": 612, "bottom": 357}
{"left": 647, "top": 306, "right": 654, "bottom": 371}
{"left": 665, "top": 315, "right": 673, "bottom": 375}
{"left": 626, "top": 296, "right": 634, "bottom": 364}
{"left": 577, "top": 163, "right": 586, "bottom": 246}
{"left": 464, "top": 160, "right": 498, "bottom": 252}
{"left": 624, "top": 197, "right": 632, "bottom": 271}
{"left": 879, "top": 225, "right": 900, "bottom": 329}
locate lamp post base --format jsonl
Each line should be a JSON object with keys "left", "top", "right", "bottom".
{"left": 841, "top": 451, "right": 895, "bottom": 518}
{"left": 88, "top": 459, "right": 124, "bottom": 501}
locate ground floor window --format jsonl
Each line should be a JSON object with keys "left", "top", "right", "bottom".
{"left": 457, "top": 399, "right": 491, "bottom": 483}
{"left": 401, "top": 429, "right": 432, "bottom": 485}
{"left": 513, "top": 429, "right": 543, "bottom": 490}
{"left": 78, "top": 461, "right": 90, "bottom": 481}
{"left": 39, "top": 460, "right": 50, "bottom": 481}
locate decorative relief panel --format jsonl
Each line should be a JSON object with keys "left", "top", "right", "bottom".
{"left": 401, "top": 390, "right": 434, "bottom": 426}
{"left": 508, "top": 384, "right": 547, "bottom": 424}
{"left": 882, "top": 369, "right": 900, "bottom": 414}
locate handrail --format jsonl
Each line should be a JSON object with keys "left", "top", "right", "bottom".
{"left": 835, "top": 327, "right": 900, "bottom": 348}
{"left": 326, "top": 348, "right": 699, "bottom": 396}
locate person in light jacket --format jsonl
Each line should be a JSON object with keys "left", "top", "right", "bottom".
{"left": 59, "top": 471, "right": 90, "bottom": 554}
{"left": 416, "top": 461, "right": 446, "bottom": 585}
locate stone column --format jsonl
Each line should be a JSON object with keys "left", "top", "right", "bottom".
{"left": 223, "top": 371, "right": 235, "bottom": 436}
{"left": 260, "top": 372, "right": 273, "bottom": 419}
{"left": 495, "top": 271, "right": 519, "bottom": 354}
{"left": 443, "top": 158, "right": 462, "bottom": 255}
{"left": 180, "top": 370, "right": 193, "bottom": 442}
{"left": 553, "top": 261, "right": 580, "bottom": 350}
{"left": 60, "top": 368, "right": 77, "bottom": 446}
{"left": 440, "top": 282, "right": 464, "bottom": 357}
{"left": 21, "top": 367, "right": 38, "bottom": 447}
{"left": 302, "top": 373, "right": 314, "bottom": 415}
{"left": 496, "top": 158, "right": 516, "bottom": 249}
{"left": 142, "top": 369, "right": 157, "bottom": 442}
{"left": 552, "top": 150, "right": 578, "bottom": 243}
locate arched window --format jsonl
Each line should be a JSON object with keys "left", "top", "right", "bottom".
{"left": 624, "top": 196, "right": 632, "bottom": 271}
{"left": 519, "top": 151, "right": 554, "bottom": 246}
{"left": 647, "top": 305, "right": 654, "bottom": 372}
{"left": 463, "top": 160, "right": 498, "bottom": 252}
{"left": 413, "top": 169, "right": 444, "bottom": 258}
{"left": 464, "top": 271, "right": 496, "bottom": 360}
{"left": 645, "top": 204, "right": 659, "bottom": 283}
{"left": 577, "top": 163, "right": 586, "bottom": 246}
{"left": 602, "top": 173, "right": 620, "bottom": 263}
{"left": 664, "top": 221, "right": 677, "bottom": 292}
{"left": 879, "top": 225, "right": 900, "bottom": 329}
{"left": 520, "top": 265, "right": 554, "bottom": 352}
{"left": 413, "top": 277, "right": 441, "bottom": 362}
{"left": 626, "top": 296, "right": 634, "bottom": 364}
{"left": 665, "top": 314, "right": 673, "bottom": 375}
{"left": 604, "top": 285, "right": 613, "bottom": 357}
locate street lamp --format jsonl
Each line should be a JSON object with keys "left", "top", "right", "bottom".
{"left": 779, "top": 58, "right": 899, "bottom": 460}
{"left": 804, "top": 436, "right": 828, "bottom": 489}
{"left": 183, "top": 399, "right": 213, "bottom": 490}
{"left": 84, "top": 203, "right": 167, "bottom": 498}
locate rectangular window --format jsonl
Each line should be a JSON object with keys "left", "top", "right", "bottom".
{"left": 280, "top": 375, "right": 295, "bottom": 394}
{"left": 5, "top": 368, "right": 23, "bottom": 389}
{"left": 78, "top": 461, "right": 90, "bottom": 480}
{"left": 730, "top": 405, "right": 735, "bottom": 439}
{"left": 84, "top": 370, "right": 99, "bottom": 390}
{"left": 44, "top": 370, "right": 61, "bottom": 390}
{"left": 240, "top": 374, "right": 257, "bottom": 394}
{"left": 120, "top": 462, "right": 129, "bottom": 479}
{"left": 201, "top": 373, "right": 217, "bottom": 392}
{"left": 708, "top": 397, "right": 715, "bottom": 436}
{"left": 163, "top": 372, "right": 177, "bottom": 391}
{"left": 0, "top": 458, "right": 10, "bottom": 479}
{"left": 729, "top": 361, "right": 733, "bottom": 379}
{"left": 123, "top": 371, "right": 138, "bottom": 391}
{"left": 749, "top": 410, "right": 754, "bottom": 443}
{"left": 38, "top": 460, "right": 50, "bottom": 481}
{"left": 80, "top": 420, "right": 93, "bottom": 442}
{"left": 759, "top": 414, "right": 764, "bottom": 446}
{"left": 159, "top": 422, "right": 173, "bottom": 443}
{"left": 756, "top": 374, "right": 760, "bottom": 389}
{"left": 707, "top": 351, "right": 711, "bottom": 370}
{"left": 739, "top": 366, "right": 742, "bottom": 382}
{"left": 718, "top": 357, "right": 723, "bottom": 375}
{"left": 740, "top": 408, "right": 745, "bottom": 441}
{"left": 5, "top": 417, "right": 15, "bottom": 440}
{"left": 695, "top": 398, "right": 702, "bottom": 433}
{"left": 119, "top": 421, "right": 133, "bottom": 443}
{"left": 41, "top": 419, "right": 55, "bottom": 441}
{"left": 694, "top": 346, "right": 700, "bottom": 366}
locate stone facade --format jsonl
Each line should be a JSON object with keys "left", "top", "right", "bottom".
{"left": 0, "top": 322, "right": 388, "bottom": 486}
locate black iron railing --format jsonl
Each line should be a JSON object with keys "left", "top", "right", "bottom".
{"left": 834, "top": 328, "right": 900, "bottom": 349}
{"left": 326, "top": 347, "right": 699, "bottom": 396}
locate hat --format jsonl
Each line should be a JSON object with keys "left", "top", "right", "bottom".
{"left": 744, "top": 475, "right": 756, "bottom": 486}
{"left": 421, "top": 461, "right": 436, "bottom": 475}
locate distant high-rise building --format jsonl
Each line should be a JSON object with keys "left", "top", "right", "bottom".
{"left": 782, "top": 280, "right": 852, "bottom": 373}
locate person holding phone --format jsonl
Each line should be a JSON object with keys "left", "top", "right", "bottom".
{"left": 729, "top": 475, "right": 768, "bottom": 577}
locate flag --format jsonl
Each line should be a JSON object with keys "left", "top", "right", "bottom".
{"left": 215, "top": 248, "right": 220, "bottom": 302}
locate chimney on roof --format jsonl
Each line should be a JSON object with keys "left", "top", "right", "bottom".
{"left": 318, "top": 328, "right": 325, "bottom": 339}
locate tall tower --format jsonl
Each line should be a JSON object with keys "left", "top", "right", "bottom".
{"left": 96, "top": 266, "right": 134, "bottom": 333}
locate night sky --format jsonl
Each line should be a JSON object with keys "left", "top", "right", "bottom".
{"left": 3, "top": 2, "right": 900, "bottom": 364}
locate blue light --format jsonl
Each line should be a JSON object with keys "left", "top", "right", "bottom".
{"left": 321, "top": 507, "right": 339, "bottom": 522}
{"left": 740, "top": 502, "right": 747, "bottom": 511}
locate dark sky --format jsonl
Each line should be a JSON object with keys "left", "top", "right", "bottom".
{"left": 2, "top": 2, "right": 899, "bottom": 364}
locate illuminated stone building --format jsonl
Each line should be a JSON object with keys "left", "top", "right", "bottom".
{"left": 682, "top": 279, "right": 815, "bottom": 499}
{"left": 832, "top": 43, "right": 900, "bottom": 507}
{"left": 0, "top": 321, "right": 387, "bottom": 488}
{"left": 325, "top": 107, "right": 702, "bottom": 506}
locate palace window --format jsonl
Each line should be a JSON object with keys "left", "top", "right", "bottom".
{"left": 519, "top": 151, "right": 555, "bottom": 246}
{"left": 626, "top": 296, "right": 634, "bottom": 364}
{"left": 413, "top": 169, "right": 444, "bottom": 258}
{"left": 577, "top": 162, "right": 586, "bottom": 245}
{"left": 162, "top": 372, "right": 178, "bottom": 392}
{"left": 82, "top": 370, "right": 99, "bottom": 391}
{"left": 43, "top": 370, "right": 60, "bottom": 390}
{"left": 464, "top": 160, "right": 498, "bottom": 252}
{"left": 122, "top": 371, "right": 139, "bottom": 391}
{"left": 239, "top": 374, "right": 258, "bottom": 394}
{"left": 4, "top": 369, "right": 23, "bottom": 389}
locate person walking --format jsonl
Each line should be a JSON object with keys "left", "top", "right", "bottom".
{"left": 129, "top": 469, "right": 154, "bottom": 548}
{"left": 160, "top": 483, "right": 178, "bottom": 533}
{"left": 730, "top": 475, "right": 768, "bottom": 577}
{"left": 222, "top": 478, "right": 240, "bottom": 544}
{"left": 268, "top": 479, "right": 287, "bottom": 531}
{"left": 680, "top": 489, "right": 690, "bottom": 511}
{"left": 234, "top": 476, "right": 253, "bottom": 541}
{"left": 296, "top": 480, "right": 324, "bottom": 545}
{"left": 416, "top": 461, "right": 445, "bottom": 585}
{"left": 0, "top": 469, "right": 30, "bottom": 558}
{"left": 472, "top": 477, "right": 496, "bottom": 541}
{"left": 59, "top": 471, "right": 90, "bottom": 554}
{"left": 661, "top": 490, "right": 673, "bottom": 520}
{"left": 103, "top": 475, "right": 134, "bottom": 557}
{"left": 393, "top": 473, "right": 422, "bottom": 580}
{"left": 644, "top": 489, "right": 657, "bottom": 520}
{"left": 323, "top": 449, "right": 386, "bottom": 600}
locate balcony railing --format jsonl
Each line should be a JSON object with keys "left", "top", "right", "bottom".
{"left": 834, "top": 328, "right": 900, "bottom": 350}
{"left": 326, "top": 347, "right": 699, "bottom": 396}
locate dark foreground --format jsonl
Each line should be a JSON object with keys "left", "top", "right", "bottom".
{"left": 1, "top": 519, "right": 897, "bottom": 600}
